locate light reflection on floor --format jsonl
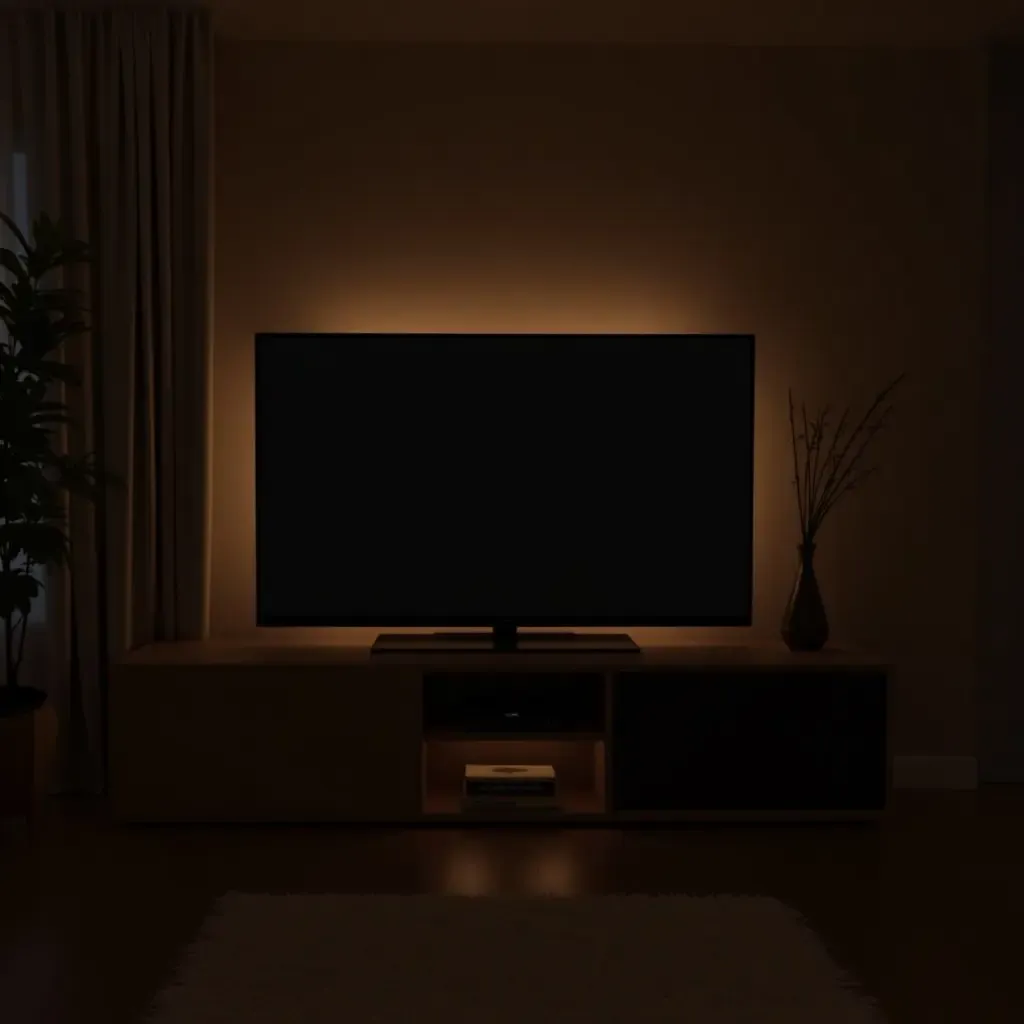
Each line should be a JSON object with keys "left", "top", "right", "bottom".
{"left": 436, "top": 835, "right": 591, "bottom": 896}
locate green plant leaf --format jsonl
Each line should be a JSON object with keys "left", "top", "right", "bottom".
{"left": 0, "top": 521, "right": 69, "bottom": 566}
{"left": 0, "top": 569, "right": 41, "bottom": 621}
{"left": 22, "top": 359, "right": 82, "bottom": 385}
{"left": 0, "top": 207, "right": 105, "bottom": 671}
{"left": 0, "top": 211, "right": 31, "bottom": 253}
{"left": 0, "top": 246, "right": 24, "bottom": 278}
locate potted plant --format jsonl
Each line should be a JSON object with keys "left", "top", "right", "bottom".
{"left": 0, "top": 210, "right": 99, "bottom": 820}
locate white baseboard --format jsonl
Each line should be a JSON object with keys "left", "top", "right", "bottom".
{"left": 892, "top": 755, "right": 978, "bottom": 790}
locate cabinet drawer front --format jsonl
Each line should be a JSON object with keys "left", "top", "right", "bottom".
{"left": 612, "top": 670, "right": 887, "bottom": 811}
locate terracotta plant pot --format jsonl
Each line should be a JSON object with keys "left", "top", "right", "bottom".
{"left": 0, "top": 687, "right": 58, "bottom": 822}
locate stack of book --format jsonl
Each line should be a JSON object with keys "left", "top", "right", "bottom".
{"left": 461, "top": 764, "right": 559, "bottom": 814}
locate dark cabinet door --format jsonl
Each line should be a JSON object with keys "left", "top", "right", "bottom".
{"left": 611, "top": 671, "right": 887, "bottom": 811}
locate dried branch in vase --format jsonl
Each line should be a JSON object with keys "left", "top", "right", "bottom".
{"left": 787, "top": 373, "right": 905, "bottom": 546}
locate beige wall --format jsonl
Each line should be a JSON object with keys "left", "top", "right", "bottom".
{"left": 213, "top": 42, "right": 985, "bottom": 755}
{"left": 979, "top": 45, "right": 1024, "bottom": 780}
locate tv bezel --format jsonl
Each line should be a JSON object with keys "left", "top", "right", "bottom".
{"left": 254, "top": 332, "right": 755, "bottom": 629}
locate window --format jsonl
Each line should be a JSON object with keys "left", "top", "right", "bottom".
{"left": 2, "top": 151, "right": 47, "bottom": 624}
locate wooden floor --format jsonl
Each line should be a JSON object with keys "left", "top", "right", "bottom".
{"left": 1, "top": 789, "right": 1023, "bottom": 1023}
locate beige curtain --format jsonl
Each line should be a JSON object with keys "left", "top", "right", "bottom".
{"left": 0, "top": 7, "right": 212, "bottom": 792}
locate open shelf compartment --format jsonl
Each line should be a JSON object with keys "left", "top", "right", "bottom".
{"left": 421, "top": 736, "right": 607, "bottom": 819}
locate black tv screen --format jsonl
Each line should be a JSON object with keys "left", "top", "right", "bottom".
{"left": 255, "top": 333, "right": 754, "bottom": 628}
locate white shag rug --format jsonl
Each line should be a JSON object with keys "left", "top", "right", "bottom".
{"left": 146, "top": 893, "right": 885, "bottom": 1024}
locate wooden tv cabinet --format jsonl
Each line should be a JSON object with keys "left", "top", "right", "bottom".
{"left": 109, "top": 642, "right": 890, "bottom": 824}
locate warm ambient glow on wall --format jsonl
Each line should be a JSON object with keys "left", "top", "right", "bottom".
{"left": 223, "top": 281, "right": 777, "bottom": 652}
{"left": 249, "top": 273, "right": 773, "bottom": 651}
{"left": 299, "top": 266, "right": 695, "bottom": 337}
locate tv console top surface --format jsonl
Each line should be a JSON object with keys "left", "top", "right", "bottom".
{"left": 117, "top": 640, "right": 888, "bottom": 671}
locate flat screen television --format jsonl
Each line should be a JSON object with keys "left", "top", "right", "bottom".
{"left": 255, "top": 333, "right": 754, "bottom": 651}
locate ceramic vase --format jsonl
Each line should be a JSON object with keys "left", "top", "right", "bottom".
{"left": 781, "top": 541, "right": 829, "bottom": 652}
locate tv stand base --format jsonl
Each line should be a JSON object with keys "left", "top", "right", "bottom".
{"left": 371, "top": 631, "right": 640, "bottom": 653}
{"left": 109, "top": 643, "right": 889, "bottom": 824}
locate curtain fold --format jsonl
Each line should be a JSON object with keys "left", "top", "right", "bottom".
{"left": 0, "top": 7, "right": 213, "bottom": 792}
